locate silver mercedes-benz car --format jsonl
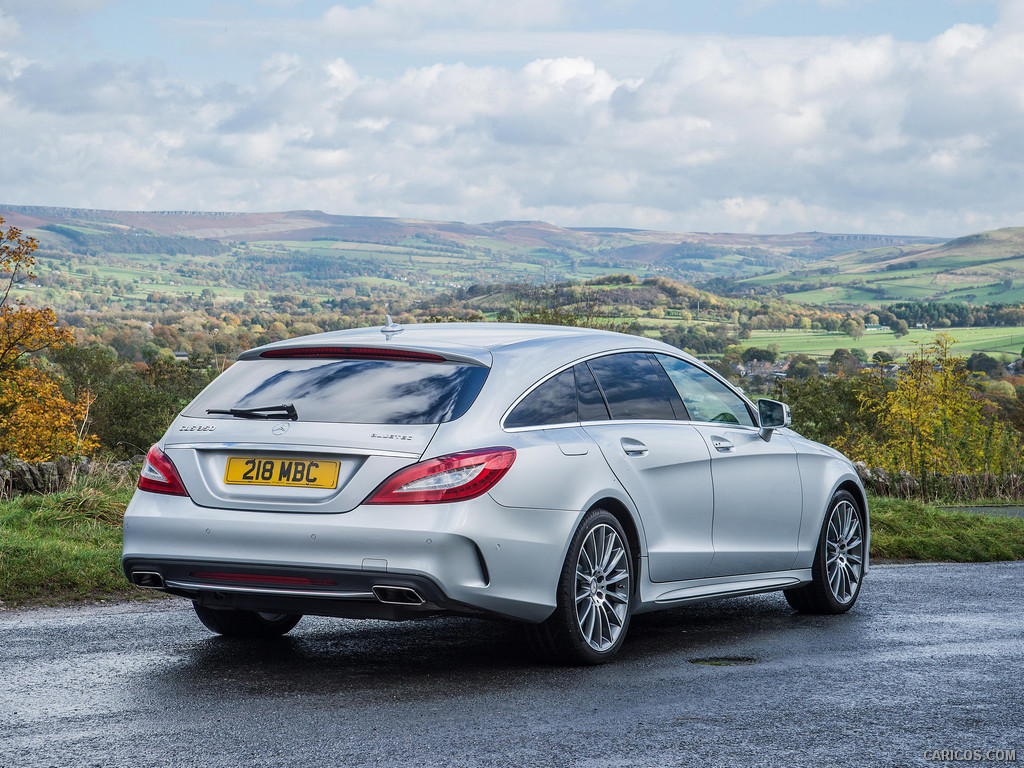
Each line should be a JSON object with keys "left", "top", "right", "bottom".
{"left": 123, "top": 321, "right": 868, "bottom": 664}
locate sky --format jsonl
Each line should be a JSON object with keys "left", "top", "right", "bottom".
{"left": 0, "top": 0, "right": 1021, "bottom": 236}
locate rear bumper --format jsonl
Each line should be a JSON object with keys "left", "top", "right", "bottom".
{"left": 122, "top": 557, "right": 480, "bottom": 621}
{"left": 121, "top": 491, "right": 581, "bottom": 622}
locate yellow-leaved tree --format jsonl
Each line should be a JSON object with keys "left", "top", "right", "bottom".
{"left": 0, "top": 216, "right": 97, "bottom": 461}
{"left": 852, "top": 334, "right": 1020, "bottom": 494}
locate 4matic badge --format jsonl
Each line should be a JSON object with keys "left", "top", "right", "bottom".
{"left": 370, "top": 433, "right": 414, "bottom": 441}
{"left": 178, "top": 424, "right": 216, "bottom": 432}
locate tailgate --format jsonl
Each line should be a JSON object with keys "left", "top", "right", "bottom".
{"left": 164, "top": 417, "right": 438, "bottom": 513}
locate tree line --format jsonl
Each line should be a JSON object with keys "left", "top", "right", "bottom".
{"left": 4, "top": 215, "right": 1024, "bottom": 495}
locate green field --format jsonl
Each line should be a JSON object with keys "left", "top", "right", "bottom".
{"left": 743, "top": 227, "right": 1024, "bottom": 306}
{"left": 746, "top": 326, "right": 1024, "bottom": 360}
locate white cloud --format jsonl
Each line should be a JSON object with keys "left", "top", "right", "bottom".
{"left": 320, "top": 0, "right": 576, "bottom": 39}
{"left": 0, "top": 10, "right": 20, "bottom": 43}
{"left": 996, "top": 0, "right": 1024, "bottom": 30}
{"left": 1, "top": 5, "right": 1024, "bottom": 236}
{"left": 0, "top": 0, "right": 111, "bottom": 12}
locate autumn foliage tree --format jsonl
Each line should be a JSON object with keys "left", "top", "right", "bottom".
{"left": 851, "top": 335, "right": 1020, "bottom": 493}
{"left": 0, "top": 216, "right": 97, "bottom": 460}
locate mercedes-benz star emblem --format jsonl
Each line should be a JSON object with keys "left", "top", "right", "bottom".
{"left": 272, "top": 422, "right": 290, "bottom": 436}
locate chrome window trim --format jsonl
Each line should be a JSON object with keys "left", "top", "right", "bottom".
{"left": 503, "top": 418, "right": 763, "bottom": 435}
{"left": 582, "top": 418, "right": 759, "bottom": 433}
{"left": 503, "top": 421, "right": 584, "bottom": 434}
{"left": 500, "top": 347, "right": 760, "bottom": 432}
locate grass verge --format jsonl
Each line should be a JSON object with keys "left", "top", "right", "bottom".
{"left": 2, "top": 486, "right": 1023, "bottom": 608}
{"left": 868, "top": 496, "right": 1024, "bottom": 561}
{"left": 0, "top": 469, "right": 148, "bottom": 608}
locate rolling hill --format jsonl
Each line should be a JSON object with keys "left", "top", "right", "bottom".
{"left": 10, "top": 203, "right": 1024, "bottom": 311}
{"left": 740, "top": 227, "right": 1024, "bottom": 306}
{"left": 0, "top": 205, "right": 941, "bottom": 303}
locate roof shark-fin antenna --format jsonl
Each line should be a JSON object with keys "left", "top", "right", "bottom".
{"left": 381, "top": 310, "right": 404, "bottom": 340}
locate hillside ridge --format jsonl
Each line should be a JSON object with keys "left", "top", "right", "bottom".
{"left": 736, "top": 226, "right": 1024, "bottom": 306}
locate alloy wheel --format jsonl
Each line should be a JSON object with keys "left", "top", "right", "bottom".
{"left": 574, "top": 523, "right": 630, "bottom": 651}
{"left": 825, "top": 500, "right": 863, "bottom": 604}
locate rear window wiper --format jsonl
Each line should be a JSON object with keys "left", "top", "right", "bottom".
{"left": 206, "top": 403, "right": 298, "bottom": 421}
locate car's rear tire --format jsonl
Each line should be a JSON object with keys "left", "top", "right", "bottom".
{"left": 192, "top": 603, "right": 302, "bottom": 638}
{"left": 525, "top": 508, "right": 633, "bottom": 665}
{"left": 785, "top": 490, "right": 865, "bottom": 614}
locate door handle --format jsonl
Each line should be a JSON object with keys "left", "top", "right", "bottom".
{"left": 711, "top": 436, "right": 734, "bottom": 452}
{"left": 620, "top": 438, "right": 649, "bottom": 457}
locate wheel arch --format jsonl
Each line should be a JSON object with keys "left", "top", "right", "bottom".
{"left": 793, "top": 443, "right": 870, "bottom": 570}
{"left": 589, "top": 496, "right": 643, "bottom": 596}
{"left": 836, "top": 478, "right": 867, "bottom": 516}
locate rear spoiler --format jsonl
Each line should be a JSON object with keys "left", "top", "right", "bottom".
{"left": 237, "top": 345, "right": 489, "bottom": 366}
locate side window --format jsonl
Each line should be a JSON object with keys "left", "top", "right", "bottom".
{"left": 587, "top": 353, "right": 677, "bottom": 421}
{"left": 575, "top": 363, "right": 610, "bottom": 421}
{"left": 656, "top": 355, "right": 755, "bottom": 427}
{"left": 505, "top": 368, "right": 577, "bottom": 428}
{"left": 646, "top": 352, "right": 688, "bottom": 420}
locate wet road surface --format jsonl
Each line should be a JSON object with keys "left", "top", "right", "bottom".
{"left": 939, "top": 506, "right": 1024, "bottom": 518}
{"left": 1, "top": 562, "right": 1022, "bottom": 768}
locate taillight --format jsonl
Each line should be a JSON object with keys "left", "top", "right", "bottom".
{"left": 364, "top": 447, "right": 516, "bottom": 505}
{"left": 137, "top": 445, "right": 189, "bottom": 497}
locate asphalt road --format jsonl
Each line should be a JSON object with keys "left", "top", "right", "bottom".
{"left": 2, "top": 562, "right": 1022, "bottom": 768}
{"left": 940, "top": 506, "right": 1024, "bottom": 518}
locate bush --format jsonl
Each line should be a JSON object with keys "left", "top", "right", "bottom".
{"left": 52, "top": 345, "right": 216, "bottom": 458}
{"left": 780, "top": 335, "right": 1024, "bottom": 501}
{"left": 773, "top": 374, "right": 878, "bottom": 454}
{"left": 740, "top": 347, "right": 776, "bottom": 364}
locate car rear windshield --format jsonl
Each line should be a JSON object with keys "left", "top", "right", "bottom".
{"left": 183, "top": 358, "right": 489, "bottom": 425}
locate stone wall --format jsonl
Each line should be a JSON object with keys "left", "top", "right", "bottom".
{"left": 0, "top": 455, "right": 145, "bottom": 497}
{"left": 854, "top": 461, "right": 1024, "bottom": 500}
{"left": 853, "top": 462, "right": 919, "bottom": 497}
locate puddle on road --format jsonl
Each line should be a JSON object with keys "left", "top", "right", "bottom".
{"left": 688, "top": 656, "right": 758, "bottom": 666}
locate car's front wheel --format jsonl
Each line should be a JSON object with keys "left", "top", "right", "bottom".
{"left": 192, "top": 603, "right": 302, "bottom": 638}
{"left": 785, "top": 489, "right": 865, "bottom": 614}
{"left": 526, "top": 508, "right": 633, "bottom": 665}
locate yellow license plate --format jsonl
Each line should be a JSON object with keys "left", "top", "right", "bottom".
{"left": 224, "top": 457, "right": 341, "bottom": 489}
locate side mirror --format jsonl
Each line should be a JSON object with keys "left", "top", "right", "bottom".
{"left": 757, "top": 399, "right": 791, "bottom": 441}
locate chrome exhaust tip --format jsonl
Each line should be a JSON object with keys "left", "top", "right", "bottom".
{"left": 372, "top": 585, "right": 425, "bottom": 606}
{"left": 132, "top": 571, "right": 165, "bottom": 589}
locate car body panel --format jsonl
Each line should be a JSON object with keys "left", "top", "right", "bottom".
{"left": 787, "top": 433, "right": 871, "bottom": 572}
{"left": 484, "top": 427, "right": 623, "bottom": 515}
{"left": 163, "top": 416, "right": 436, "bottom": 513}
{"left": 582, "top": 421, "right": 715, "bottom": 582}
{"left": 122, "top": 489, "right": 578, "bottom": 622}
{"left": 693, "top": 424, "right": 804, "bottom": 577}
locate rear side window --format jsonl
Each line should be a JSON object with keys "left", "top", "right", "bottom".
{"left": 505, "top": 368, "right": 577, "bottom": 428}
{"left": 184, "top": 359, "right": 489, "bottom": 425}
{"left": 575, "top": 363, "right": 610, "bottom": 421}
{"left": 587, "top": 353, "right": 677, "bottom": 421}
